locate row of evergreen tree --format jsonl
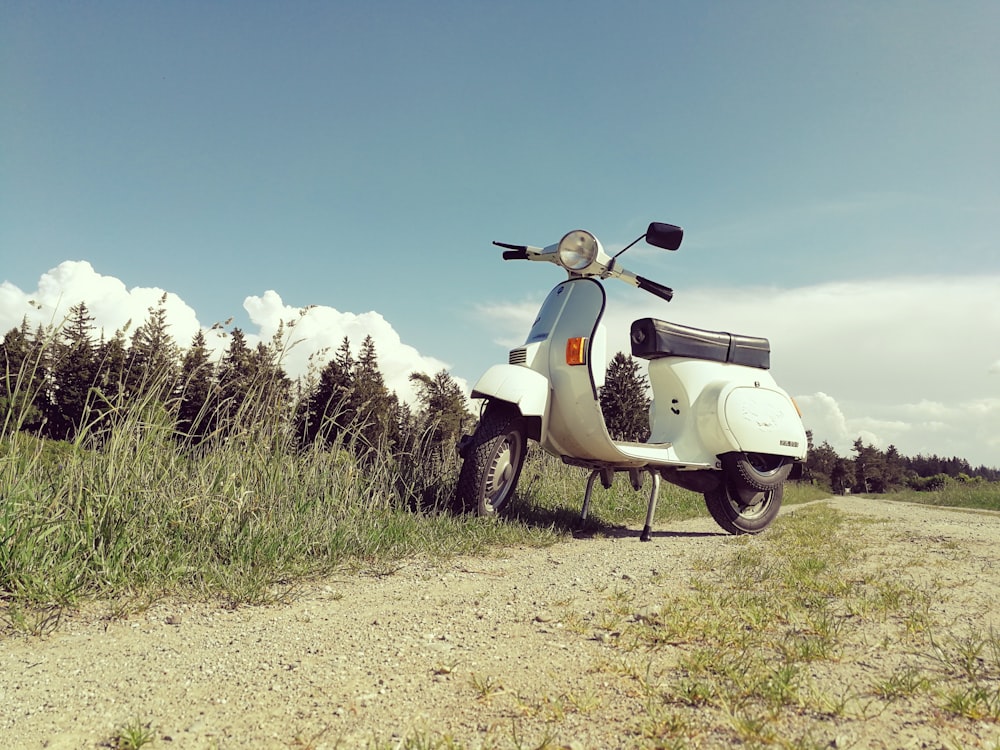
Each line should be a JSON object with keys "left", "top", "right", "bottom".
{"left": 804, "top": 435, "right": 999, "bottom": 491}
{"left": 4, "top": 303, "right": 996, "bottom": 492}
{"left": 1, "top": 298, "right": 471, "bottom": 457}
{"left": 597, "top": 352, "right": 999, "bottom": 489}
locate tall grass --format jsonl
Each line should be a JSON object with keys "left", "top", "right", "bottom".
{"left": 0, "top": 367, "right": 432, "bottom": 614}
{"left": 1, "top": 441, "right": 830, "bottom": 619}
{"left": 2, "top": 405, "right": 553, "bottom": 620}
{"left": 0, "top": 421, "right": 717, "bottom": 622}
{"left": 887, "top": 482, "right": 1000, "bottom": 512}
{"left": 0, "top": 342, "right": 835, "bottom": 630}
{"left": 2, "top": 354, "right": 678, "bottom": 625}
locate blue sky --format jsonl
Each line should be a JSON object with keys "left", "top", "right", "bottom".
{"left": 2, "top": 1, "right": 999, "bottom": 467}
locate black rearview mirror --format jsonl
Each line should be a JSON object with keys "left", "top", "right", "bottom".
{"left": 645, "top": 222, "right": 683, "bottom": 251}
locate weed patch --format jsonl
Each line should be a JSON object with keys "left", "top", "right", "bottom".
{"left": 578, "top": 504, "right": 999, "bottom": 746}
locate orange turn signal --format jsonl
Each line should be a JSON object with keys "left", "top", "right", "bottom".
{"left": 791, "top": 397, "right": 803, "bottom": 418}
{"left": 565, "top": 337, "right": 588, "bottom": 366}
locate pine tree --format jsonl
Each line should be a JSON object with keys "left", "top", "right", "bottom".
{"left": 248, "top": 339, "right": 291, "bottom": 419}
{"left": 352, "top": 335, "right": 397, "bottom": 451}
{"left": 599, "top": 352, "right": 650, "bottom": 442}
{"left": 0, "top": 319, "right": 44, "bottom": 431}
{"left": 409, "top": 369, "right": 471, "bottom": 449}
{"left": 830, "top": 457, "right": 853, "bottom": 495}
{"left": 300, "top": 336, "right": 355, "bottom": 446}
{"left": 883, "top": 445, "right": 909, "bottom": 489}
{"left": 804, "top": 440, "right": 841, "bottom": 487}
{"left": 176, "top": 330, "right": 214, "bottom": 442}
{"left": 41, "top": 302, "right": 99, "bottom": 439}
{"left": 95, "top": 328, "right": 129, "bottom": 408}
{"left": 852, "top": 438, "right": 887, "bottom": 493}
{"left": 1, "top": 320, "right": 34, "bottom": 385}
{"left": 126, "top": 294, "right": 179, "bottom": 400}
{"left": 211, "top": 327, "right": 253, "bottom": 435}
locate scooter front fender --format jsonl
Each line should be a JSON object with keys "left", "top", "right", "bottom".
{"left": 471, "top": 364, "right": 550, "bottom": 433}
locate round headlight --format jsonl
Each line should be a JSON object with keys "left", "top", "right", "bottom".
{"left": 557, "top": 230, "right": 598, "bottom": 271}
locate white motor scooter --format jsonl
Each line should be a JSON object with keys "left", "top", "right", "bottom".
{"left": 457, "top": 222, "right": 807, "bottom": 539}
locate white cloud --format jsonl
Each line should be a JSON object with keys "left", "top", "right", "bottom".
{"left": 0, "top": 263, "right": 464, "bottom": 407}
{"left": 0, "top": 261, "right": 203, "bottom": 348}
{"left": 475, "top": 274, "right": 1000, "bottom": 468}
{"left": 476, "top": 300, "right": 538, "bottom": 350}
{"left": 840, "top": 397, "right": 1000, "bottom": 465}
{"left": 792, "top": 393, "right": 1000, "bottom": 462}
{"left": 794, "top": 392, "right": 881, "bottom": 455}
{"left": 243, "top": 290, "right": 460, "bottom": 403}
{"left": 613, "top": 275, "right": 1000, "bottom": 409}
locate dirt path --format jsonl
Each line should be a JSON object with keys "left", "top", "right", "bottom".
{"left": 2, "top": 496, "right": 999, "bottom": 749}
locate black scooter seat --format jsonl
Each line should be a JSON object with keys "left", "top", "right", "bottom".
{"left": 630, "top": 317, "right": 770, "bottom": 370}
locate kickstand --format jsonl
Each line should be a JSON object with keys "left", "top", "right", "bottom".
{"left": 580, "top": 470, "right": 600, "bottom": 521}
{"left": 640, "top": 470, "right": 661, "bottom": 542}
{"left": 580, "top": 468, "right": 614, "bottom": 522}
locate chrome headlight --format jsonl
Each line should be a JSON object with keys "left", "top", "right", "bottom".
{"left": 557, "top": 230, "right": 598, "bottom": 271}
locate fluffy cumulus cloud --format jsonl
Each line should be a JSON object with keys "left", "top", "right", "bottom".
{"left": 242, "top": 291, "right": 458, "bottom": 403}
{"left": 477, "top": 274, "right": 1000, "bottom": 467}
{"left": 793, "top": 392, "right": 883, "bottom": 451}
{"left": 0, "top": 263, "right": 462, "bottom": 407}
{"left": 0, "top": 261, "right": 203, "bottom": 348}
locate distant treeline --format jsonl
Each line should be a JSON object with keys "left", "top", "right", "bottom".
{"left": 3, "top": 300, "right": 996, "bottom": 493}
{"left": 1, "top": 298, "right": 471, "bottom": 457}
{"left": 804, "top": 433, "right": 999, "bottom": 492}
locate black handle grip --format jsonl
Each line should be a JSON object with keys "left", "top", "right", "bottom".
{"left": 636, "top": 275, "right": 674, "bottom": 302}
{"left": 493, "top": 241, "right": 526, "bottom": 250}
{"left": 502, "top": 249, "right": 529, "bottom": 260}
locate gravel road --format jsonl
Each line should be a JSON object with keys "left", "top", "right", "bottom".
{"left": 2, "top": 496, "right": 999, "bottom": 749}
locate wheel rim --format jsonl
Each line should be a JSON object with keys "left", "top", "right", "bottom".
{"left": 483, "top": 431, "right": 523, "bottom": 512}
{"left": 727, "top": 486, "right": 773, "bottom": 520}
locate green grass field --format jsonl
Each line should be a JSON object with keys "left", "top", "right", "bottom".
{"left": 0, "top": 388, "right": 990, "bottom": 633}
{"left": 885, "top": 483, "right": 1000, "bottom": 512}
{"left": 0, "top": 407, "right": 823, "bottom": 628}
{"left": 5, "top": 403, "right": 999, "bottom": 748}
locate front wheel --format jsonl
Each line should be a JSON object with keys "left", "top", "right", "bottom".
{"left": 704, "top": 479, "right": 783, "bottom": 535}
{"left": 457, "top": 403, "right": 527, "bottom": 516}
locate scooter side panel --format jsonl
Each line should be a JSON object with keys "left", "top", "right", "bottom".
{"left": 647, "top": 358, "right": 735, "bottom": 461}
{"left": 723, "top": 386, "right": 807, "bottom": 459}
{"left": 648, "top": 358, "right": 804, "bottom": 462}
{"left": 648, "top": 359, "right": 708, "bottom": 447}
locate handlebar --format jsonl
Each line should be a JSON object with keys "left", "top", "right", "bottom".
{"left": 492, "top": 238, "right": 674, "bottom": 302}
{"left": 495, "top": 240, "right": 548, "bottom": 264}
{"left": 502, "top": 249, "right": 529, "bottom": 260}
{"left": 636, "top": 275, "right": 674, "bottom": 302}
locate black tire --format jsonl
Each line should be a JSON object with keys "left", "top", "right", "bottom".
{"left": 704, "top": 478, "right": 783, "bottom": 535}
{"left": 722, "top": 452, "right": 793, "bottom": 492}
{"left": 457, "top": 403, "right": 527, "bottom": 516}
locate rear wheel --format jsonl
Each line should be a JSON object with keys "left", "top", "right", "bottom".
{"left": 704, "top": 478, "right": 783, "bottom": 535}
{"left": 457, "top": 403, "right": 527, "bottom": 516}
{"left": 722, "top": 452, "right": 793, "bottom": 491}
